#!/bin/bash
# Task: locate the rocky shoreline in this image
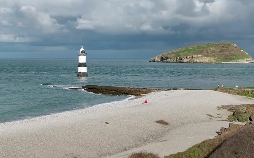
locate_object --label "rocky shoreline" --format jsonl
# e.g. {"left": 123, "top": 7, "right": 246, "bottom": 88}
{"left": 68, "top": 85, "right": 202, "bottom": 96}
{"left": 81, "top": 85, "right": 160, "bottom": 96}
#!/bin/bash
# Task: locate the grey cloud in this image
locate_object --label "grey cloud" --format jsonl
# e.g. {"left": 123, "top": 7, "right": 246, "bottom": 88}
{"left": 237, "top": 0, "right": 253, "bottom": 5}
{"left": 175, "top": 0, "right": 196, "bottom": 16}
{"left": 198, "top": 0, "right": 215, "bottom": 3}
{"left": 18, "top": 5, "right": 65, "bottom": 33}
{"left": 0, "top": 0, "right": 254, "bottom": 58}
{"left": 0, "top": 3, "right": 66, "bottom": 44}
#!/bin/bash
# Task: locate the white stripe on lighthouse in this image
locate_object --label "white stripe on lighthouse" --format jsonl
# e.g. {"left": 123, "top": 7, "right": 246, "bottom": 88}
{"left": 78, "top": 67, "right": 87, "bottom": 72}
{"left": 78, "top": 56, "right": 86, "bottom": 63}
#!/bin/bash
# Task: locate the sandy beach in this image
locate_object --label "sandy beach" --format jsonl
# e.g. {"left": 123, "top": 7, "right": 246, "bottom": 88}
{"left": 1, "top": 90, "right": 254, "bottom": 158}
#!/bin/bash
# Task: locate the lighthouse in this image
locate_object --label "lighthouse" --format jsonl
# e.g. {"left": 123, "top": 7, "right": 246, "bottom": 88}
{"left": 77, "top": 46, "right": 88, "bottom": 77}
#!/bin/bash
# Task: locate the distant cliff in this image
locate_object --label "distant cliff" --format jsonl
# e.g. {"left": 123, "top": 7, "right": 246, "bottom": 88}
{"left": 149, "top": 42, "right": 253, "bottom": 63}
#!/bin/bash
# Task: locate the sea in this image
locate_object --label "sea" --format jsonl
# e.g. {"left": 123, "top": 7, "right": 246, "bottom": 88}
{"left": 0, "top": 58, "right": 254, "bottom": 123}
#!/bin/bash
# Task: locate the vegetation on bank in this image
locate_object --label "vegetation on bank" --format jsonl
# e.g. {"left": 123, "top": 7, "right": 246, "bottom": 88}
{"left": 129, "top": 151, "right": 160, "bottom": 158}
{"left": 172, "top": 45, "right": 211, "bottom": 55}
{"left": 149, "top": 42, "right": 253, "bottom": 63}
{"left": 216, "top": 87, "right": 254, "bottom": 98}
{"left": 164, "top": 123, "right": 254, "bottom": 158}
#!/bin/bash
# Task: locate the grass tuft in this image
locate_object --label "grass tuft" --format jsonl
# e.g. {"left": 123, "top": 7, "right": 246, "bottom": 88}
{"left": 207, "top": 114, "right": 214, "bottom": 118}
{"left": 129, "top": 151, "right": 160, "bottom": 158}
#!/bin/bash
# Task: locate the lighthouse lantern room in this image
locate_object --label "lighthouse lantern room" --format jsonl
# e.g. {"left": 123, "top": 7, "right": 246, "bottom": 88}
{"left": 77, "top": 46, "right": 88, "bottom": 77}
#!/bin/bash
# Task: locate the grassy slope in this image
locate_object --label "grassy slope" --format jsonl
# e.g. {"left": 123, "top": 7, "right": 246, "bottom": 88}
{"left": 153, "top": 42, "right": 252, "bottom": 63}
{"left": 165, "top": 123, "right": 253, "bottom": 158}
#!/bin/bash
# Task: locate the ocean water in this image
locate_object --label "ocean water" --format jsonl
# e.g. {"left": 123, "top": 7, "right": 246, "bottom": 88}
{"left": 0, "top": 58, "right": 254, "bottom": 123}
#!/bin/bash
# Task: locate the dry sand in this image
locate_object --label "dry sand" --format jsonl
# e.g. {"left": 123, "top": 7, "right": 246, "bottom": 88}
{"left": 0, "top": 90, "right": 254, "bottom": 158}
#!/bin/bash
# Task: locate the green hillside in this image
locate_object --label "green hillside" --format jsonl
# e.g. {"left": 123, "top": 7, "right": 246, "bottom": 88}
{"left": 149, "top": 42, "right": 253, "bottom": 63}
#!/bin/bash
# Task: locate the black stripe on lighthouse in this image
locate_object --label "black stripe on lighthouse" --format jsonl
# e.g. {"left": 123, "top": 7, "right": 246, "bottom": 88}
{"left": 78, "top": 63, "right": 87, "bottom": 67}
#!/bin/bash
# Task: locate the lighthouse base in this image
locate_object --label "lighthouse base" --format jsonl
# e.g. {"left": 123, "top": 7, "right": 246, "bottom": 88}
{"left": 77, "top": 72, "right": 88, "bottom": 77}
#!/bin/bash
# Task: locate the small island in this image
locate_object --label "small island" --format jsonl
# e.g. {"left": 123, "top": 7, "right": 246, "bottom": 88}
{"left": 149, "top": 42, "right": 253, "bottom": 63}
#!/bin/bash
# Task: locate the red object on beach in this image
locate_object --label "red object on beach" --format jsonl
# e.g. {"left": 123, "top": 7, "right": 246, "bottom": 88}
{"left": 144, "top": 100, "right": 148, "bottom": 104}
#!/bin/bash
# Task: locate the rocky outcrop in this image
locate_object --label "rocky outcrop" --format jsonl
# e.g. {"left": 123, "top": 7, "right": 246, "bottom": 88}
{"left": 150, "top": 42, "right": 253, "bottom": 63}
{"left": 217, "top": 88, "right": 254, "bottom": 122}
{"left": 150, "top": 55, "right": 215, "bottom": 63}
{"left": 82, "top": 85, "right": 159, "bottom": 96}
{"left": 218, "top": 104, "right": 254, "bottom": 123}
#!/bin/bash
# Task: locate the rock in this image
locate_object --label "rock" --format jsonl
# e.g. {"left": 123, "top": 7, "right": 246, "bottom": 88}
{"left": 219, "top": 127, "right": 227, "bottom": 135}
{"left": 82, "top": 85, "right": 159, "bottom": 96}
{"left": 232, "top": 110, "right": 251, "bottom": 122}
{"left": 250, "top": 115, "right": 254, "bottom": 122}
{"left": 233, "top": 110, "right": 243, "bottom": 122}
{"left": 219, "top": 104, "right": 254, "bottom": 123}
{"left": 217, "top": 123, "right": 243, "bottom": 135}
{"left": 68, "top": 87, "right": 82, "bottom": 90}
{"left": 228, "top": 105, "right": 246, "bottom": 112}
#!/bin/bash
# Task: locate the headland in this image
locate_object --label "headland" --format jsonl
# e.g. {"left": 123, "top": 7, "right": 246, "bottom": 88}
{"left": 149, "top": 42, "right": 253, "bottom": 63}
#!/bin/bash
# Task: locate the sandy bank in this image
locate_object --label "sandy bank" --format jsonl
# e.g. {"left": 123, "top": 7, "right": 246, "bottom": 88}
{"left": 0, "top": 90, "right": 254, "bottom": 158}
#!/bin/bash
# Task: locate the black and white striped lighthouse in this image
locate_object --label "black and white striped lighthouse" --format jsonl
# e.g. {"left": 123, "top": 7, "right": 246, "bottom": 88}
{"left": 77, "top": 46, "right": 88, "bottom": 77}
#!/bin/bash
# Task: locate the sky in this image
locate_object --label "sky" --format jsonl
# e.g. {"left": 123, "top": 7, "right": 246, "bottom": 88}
{"left": 0, "top": 0, "right": 254, "bottom": 59}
